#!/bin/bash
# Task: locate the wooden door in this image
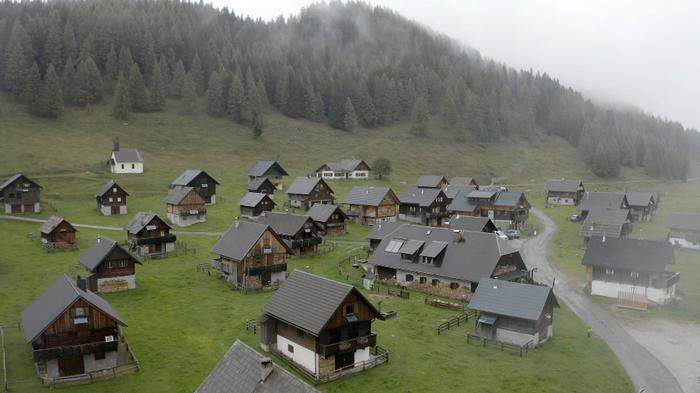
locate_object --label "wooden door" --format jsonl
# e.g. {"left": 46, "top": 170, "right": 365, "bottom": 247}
{"left": 24, "top": 204, "right": 34, "bottom": 212}
{"left": 111, "top": 205, "right": 120, "bottom": 215}
{"left": 58, "top": 355, "right": 85, "bottom": 376}
{"left": 261, "top": 271, "right": 271, "bottom": 286}
{"left": 11, "top": 204, "right": 20, "bottom": 213}
{"left": 335, "top": 350, "right": 354, "bottom": 370}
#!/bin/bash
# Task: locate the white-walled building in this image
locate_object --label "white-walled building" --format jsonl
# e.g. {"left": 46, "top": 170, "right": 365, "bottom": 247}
{"left": 667, "top": 212, "right": 700, "bottom": 250}
{"left": 108, "top": 138, "right": 143, "bottom": 174}
{"left": 312, "top": 159, "right": 371, "bottom": 180}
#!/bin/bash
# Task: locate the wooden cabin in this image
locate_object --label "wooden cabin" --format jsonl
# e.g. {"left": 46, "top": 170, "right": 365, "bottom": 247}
{"left": 398, "top": 186, "right": 449, "bottom": 226}
{"left": 446, "top": 216, "right": 498, "bottom": 233}
{"left": 416, "top": 175, "right": 449, "bottom": 189}
{"left": 260, "top": 270, "right": 386, "bottom": 381}
{"left": 40, "top": 216, "right": 77, "bottom": 250}
{"left": 212, "top": 221, "right": 292, "bottom": 290}
{"left": 449, "top": 177, "right": 478, "bottom": 188}
{"left": 255, "top": 212, "right": 322, "bottom": 256}
{"left": 125, "top": 212, "right": 176, "bottom": 257}
{"left": 470, "top": 278, "right": 558, "bottom": 347}
{"left": 195, "top": 340, "right": 319, "bottom": 393}
{"left": 368, "top": 225, "right": 531, "bottom": 299}
{"left": 80, "top": 237, "right": 141, "bottom": 293}
{"left": 667, "top": 212, "right": 700, "bottom": 250}
{"left": 624, "top": 190, "right": 656, "bottom": 221}
{"left": 0, "top": 173, "right": 41, "bottom": 213}
{"left": 21, "top": 275, "right": 135, "bottom": 381}
{"left": 247, "top": 160, "right": 289, "bottom": 190}
{"left": 95, "top": 180, "right": 128, "bottom": 216}
{"left": 546, "top": 179, "right": 585, "bottom": 206}
{"left": 582, "top": 237, "right": 679, "bottom": 306}
{"left": 578, "top": 192, "right": 629, "bottom": 220}
{"left": 248, "top": 177, "right": 277, "bottom": 195}
{"left": 108, "top": 137, "right": 143, "bottom": 174}
{"left": 287, "top": 177, "right": 334, "bottom": 211}
{"left": 312, "top": 159, "right": 371, "bottom": 180}
{"left": 580, "top": 208, "right": 633, "bottom": 245}
{"left": 343, "top": 186, "right": 399, "bottom": 226}
{"left": 448, "top": 189, "right": 531, "bottom": 229}
{"left": 307, "top": 204, "right": 348, "bottom": 236}
{"left": 164, "top": 186, "right": 206, "bottom": 227}
{"left": 171, "top": 169, "right": 219, "bottom": 205}
{"left": 239, "top": 192, "right": 276, "bottom": 218}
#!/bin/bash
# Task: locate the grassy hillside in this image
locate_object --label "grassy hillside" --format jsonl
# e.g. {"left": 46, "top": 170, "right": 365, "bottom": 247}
{"left": 0, "top": 98, "right": 637, "bottom": 392}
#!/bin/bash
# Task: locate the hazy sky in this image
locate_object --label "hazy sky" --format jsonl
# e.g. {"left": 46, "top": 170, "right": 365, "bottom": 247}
{"left": 213, "top": 0, "right": 700, "bottom": 130}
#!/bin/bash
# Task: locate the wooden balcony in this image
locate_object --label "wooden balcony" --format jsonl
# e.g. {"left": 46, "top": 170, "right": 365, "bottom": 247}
{"left": 652, "top": 271, "right": 681, "bottom": 289}
{"left": 246, "top": 263, "right": 287, "bottom": 275}
{"left": 318, "top": 333, "right": 377, "bottom": 357}
{"left": 289, "top": 236, "right": 322, "bottom": 249}
{"left": 133, "top": 234, "right": 177, "bottom": 245}
{"left": 33, "top": 340, "right": 118, "bottom": 362}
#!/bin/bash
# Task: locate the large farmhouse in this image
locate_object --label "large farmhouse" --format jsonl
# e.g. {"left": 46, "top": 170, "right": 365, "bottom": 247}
{"left": 667, "top": 212, "right": 700, "bottom": 250}
{"left": 255, "top": 212, "right": 323, "bottom": 256}
{"left": 582, "top": 237, "right": 679, "bottom": 306}
{"left": 80, "top": 237, "right": 141, "bottom": 293}
{"left": 343, "top": 186, "right": 399, "bottom": 225}
{"left": 287, "top": 177, "right": 334, "bottom": 210}
{"left": 368, "top": 224, "right": 530, "bottom": 298}
{"left": 95, "top": 180, "right": 128, "bottom": 216}
{"left": 313, "top": 159, "right": 371, "bottom": 180}
{"left": 470, "top": 279, "right": 558, "bottom": 347}
{"left": 21, "top": 275, "right": 136, "bottom": 382}
{"left": 248, "top": 160, "right": 289, "bottom": 190}
{"left": 260, "top": 270, "right": 386, "bottom": 382}
{"left": 212, "top": 221, "right": 292, "bottom": 290}
{"left": 448, "top": 189, "right": 531, "bottom": 228}
{"left": 108, "top": 138, "right": 143, "bottom": 174}
{"left": 0, "top": 173, "right": 41, "bottom": 213}
{"left": 171, "top": 169, "right": 219, "bottom": 204}
{"left": 398, "top": 186, "right": 449, "bottom": 226}
{"left": 164, "top": 186, "right": 207, "bottom": 227}
{"left": 125, "top": 212, "right": 176, "bottom": 257}
{"left": 546, "top": 179, "right": 585, "bottom": 206}
{"left": 367, "top": 221, "right": 404, "bottom": 251}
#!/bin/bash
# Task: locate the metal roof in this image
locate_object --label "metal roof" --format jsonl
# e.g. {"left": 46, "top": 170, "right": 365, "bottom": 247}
{"left": 369, "top": 225, "right": 523, "bottom": 283}
{"left": 582, "top": 237, "right": 674, "bottom": 273}
{"left": 469, "top": 278, "right": 558, "bottom": 321}
{"left": 287, "top": 177, "right": 332, "bottom": 196}
{"left": 468, "top": 190, "right": 497, "bottom": 199}
{"left": 450, "top": 177, "right": 477, "bottom": 187}
{"left": 21, "top": 274, "right": 127, "bottom": 342}
{"left": 171, "top": 169, "right": 219, "bottom": 187}
{"left": 0, "top": 173, "right": 41, "bottom": 192}
{"left": 247, "top": 160, "right": 288, "bottom": 177}
{"left": 580, "top": 208, "right": 631, "bottom": 238}
{"left": 239, "top": 192, "right": 274, "bottom": 208}
{"left": 307, "top": 204, "right": 346, "bottom": 223}
{"left": 546, "top": 179, "right": 583, "bottom": 193}
{"left": 40, "top": 216, "right": 75, "bottom": 235}
{"left": 343, "top": 186, "right": 396, "bottom": 207}
{"left": 316, "top": 159, "right": 369, "bottom": 173}
{"left": 667, "top": 212, "right": 700, "bottom": 232}
{"left": 624, "top": 190, "right": 655, "bottom": 208}
{"left": 212, "top": 221, "right": 288, "bottom": 261}
{"left": 367, "top": 221, "right": 405, "bottom": 241}
{"left": 164, "top": 186, "right": 199, "bottom": 205}
{"left": 579, "top": 192, "right": 628, "bottom": 212}
{"left": 448, "top": 216, "right": 496, "bottom": 232}
{"left": 416, "top": 175, "right": 447, "bottom": 188}
{"left": 254, "top": 212, "right": 314, "bottom": 237}
{"left": 79, "top": 237, "right": 140, "bottom": 272}
{"left": 125, "top": 212, "right": 171, "bottom": 234}
{"left": 398, "top": 186, "right": 444, "bottom": 207}
{"left": 112, "top": 148, "right": 143, "bottom": 163}
{"left": 263, "top": 270, "right": 381, "bottom": 335}
{"left": 195, "top": 339, "right": 319, "bottom": 393}
{"left": 420, "top": 241, "right": 448, "bottom": 258}
{"left": 398, "top": 239, "right": 424, "bottom": 255}
{"left": 443, "top": 185, "right": 476, "bottom": 200}
{"left": 247, "top": 177, "right": 274, "bottom": 192}
{"left": 95, "top": 179, "right": 128, "bottom": 197}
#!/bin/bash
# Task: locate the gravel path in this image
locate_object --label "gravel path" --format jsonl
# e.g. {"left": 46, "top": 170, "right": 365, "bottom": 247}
{"left": 522, "top": 208, "right": 684, "bottom": 393}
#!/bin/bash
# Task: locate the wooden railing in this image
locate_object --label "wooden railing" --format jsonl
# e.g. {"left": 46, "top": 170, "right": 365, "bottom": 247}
{"left": 425, "top": 297, "right": 466, "bottom": 312}
{"left": 318, "top": 333, "right": 377, "bottom": 357}
{"left": 436, "top": 311, "right": 475, "bottom": 335}
{"left": 466, "top": 333, "right": 533, "bottom": 357}
{"left": 33, "top": 340, "right": 118, "bottom": 362}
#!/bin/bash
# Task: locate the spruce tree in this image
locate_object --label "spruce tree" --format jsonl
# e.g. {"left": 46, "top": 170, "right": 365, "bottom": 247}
{"left": 181, "top": 73, "right": 197, "bottom": 114}
{"left": 62, "top": 22, "right": 77, "bottom": 62}
{"left": 342, "top": 98, "right": 358, "bottom": 131}
{"left": 227, "top": 70, "right": 244, "bottom": 122}
{"left": 104, "top": 45, "right": 119, "bottom": 88}
{"left": 149, "top": 60, "right": 166, "bottom": 111}
{"left": 117, "top": 47, "right": 134, "bottom": 76}
{"left": 205, "top": 70, "right": 225, "bottom": 117}
{"left": 23, "top": 62, "right": 41, "bottom": 114}
{"left": 74, "top": 56, "right": 103, "bottom": 106}
{"left": 170, "top": 60, "right": 186, "bottom": 98}
{"left": 190, "top": 53, "right": 204, "bottom": 95}
{"left": 410, "top": 95, "right": 429, "bottom": 137}
{"left": 3, "top": 23, "right": 29, "bottom": 97}
{"left": 112, "top": 72, "right": 131, "bottom": 120}
{"left": 40, "top": 64, "right": 63, "bottom": 117}
{"left": 127, "top": 62, "right": 148, "bottom": 112}
{"left": 45, "top": 22, "right": 64, "bottom": 72}
{"left": 61, "top": 57, "right": 77, "bottom": 105}
{"left": 252, "top": 109, "right": 264, "bottom": 138}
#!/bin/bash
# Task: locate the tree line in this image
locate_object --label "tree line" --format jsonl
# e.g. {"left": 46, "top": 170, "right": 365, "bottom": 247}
{"left": 0, "top": 0, "right": 697, "bottom": 179}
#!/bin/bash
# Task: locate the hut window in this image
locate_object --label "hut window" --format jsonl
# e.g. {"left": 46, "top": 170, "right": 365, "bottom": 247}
{"left": 109, "top": 198, "right": 113, "bottom": 202}
{"left": 94, "top": 352, "right": 106, "bottom": 360}
{"left": 405, "top": 274, "right": 414, "bottom": 282}
{"left": 117, "top": 197, "right": 122, "bottom": 202}
{"left": 75, "top": 307, "right": 87, "bottom": 317}
{"left": 121, "top": 164, "right": 125, "bottom": 169}
{"left": 450, "top": 282, "right": 460, "bottom": 290}
{"left": 131, "top": 164, "right": 135, "bottom": 169}
{"left": 113, "top": 188, "right": 117, "bottom": 193}
{"left": 605, "top": 268, "right": 615, "bottom": 275}
{"left": 431, "top": 279, "right": 440, "bottom": 286}
{"left": 345, "top": 304, "right": 354, "bottom": 314}
{"left": 419, "top": 277, "right": 427, "bottom": 284}
{"left": 630, "top": 271, "right": 639, "bottom": 278}
{"left": 287, "top": 344, "right": 294, "bottom": 353}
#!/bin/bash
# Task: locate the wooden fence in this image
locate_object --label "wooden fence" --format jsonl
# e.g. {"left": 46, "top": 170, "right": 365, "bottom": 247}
{"left": 616, "top": 290, "right": 648, "bottom": 311}
{"left": 1, "top": 326, "right": 7, "bottom": 393}
{"left": 436, "top": 311, "right": 476, "bottom": 335}
{"left": 245, "top": 319, "right": 258, "bottom": 335}
{"left": 466, "top": 333, "right": 533, "bottom": 357}
{"left": 424, "top": 297, "right": 466, "bottom": 311}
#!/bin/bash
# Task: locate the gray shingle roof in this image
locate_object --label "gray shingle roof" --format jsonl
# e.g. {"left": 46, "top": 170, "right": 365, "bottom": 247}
{"left": 317, "top": 159, "right": 369, "bottom": 173}
{"left": 580, "top": 208, "right": 632, "bottom": 238}
{"left": 416, "top": 175, "right": 447, "bottom": 188}
{"left": 195, "top": 339, "right": 319, "bottom": 393}
{"left": 212, "top": 221, "right": 287, "bottom": 261}
{"left": 448, "top": 216, "right": 496, "bottom": 232}
{"left": 40, "top": 216, "right": 74, "bottom": 235}
{"left": 494, "top": 192, "right": 526, "bottom": 208}
{"left": 125, "top": 212, "right": 170, "bottom": 234}
{"left": 469, "top": 278, "right": 558, "bottom": 321}
{"left": 579, "top": 192, "right": 628, "bottom": 212}
{"left": 447, "top": 188, "right": 478, "bottom": 212}
{"left": 369, "top": 225, "right": 523, "bottom": 283}
{"left": 367, "top": 221, "right": 405, "bottom": 241}
{"left": 420, "top": 240, "right": 448, "bottom": 258}
{"left": 79, "top": 237, "right": 140, "bottom": 272}
{"left": 164, "top": 186, "right": 196, "bottom": 204}
{"left": 443, "top": 185, "right": 476, "bottom": 200}
{"left": 668, "top": 212, "right": 700, "bottom": 232}
{"left": 398, "top": 186, "right": 444, "bottom": 207}
{"left": 624, "top": 190, "right": 655, "bottom": 208}
{"left": 287, "top": 177, "right": 330, "bottom": 196}
{"left": 0, "top": 173, "right": 41, "bottom": 192}
{"left": 343, "top": 186, "right": 396, "bottom": 207}
{"left": 254, "top": 212, "right": 314, "bottom": 237}
{"left": 248, "top": 177, "right": 274, "bottom": 192}
{"left": 21, "top": 274, "right": 126, "bottom": 342}
{"left": 468, "top": 190, "right": 497, "bottom": 199}
{"left": 263, "top": 270, "right": 380, "bottom": 335}
{"left": 582, "top": 237, "right": 674, "bottom": 273}
{"left": 546, "top": 179, "right": 583, "bottom": 193}
{"left": 247, "top": 160, "right": 288, "bottom": 177}
{"left": 450, "top": 177, "right": 477, "bottom": 187}
{"left": 95, "top": 179, "right": 128, "bottom": 198}
{"left": 112, "top": 148, "right": 143, "bottom": 163}
{"left": 307, "top": 204, "right": 345, "bottom": 223}
{"left": 171, "top": 169, "right": 219, "bottom": 187}
{"left": 239, "top": 192, "right": 274, "bottom": 208}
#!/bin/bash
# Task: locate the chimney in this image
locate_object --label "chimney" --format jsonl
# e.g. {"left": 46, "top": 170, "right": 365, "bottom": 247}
{"left": 452, "top": 229, "right": 462, "bottom": 242}
{"left": 112, "top": 136, "right": 120, "bottom": 152}
{"left": 260, "top": 357, "right": 273, "bottom": 382}
{"left": 76, "top": 275, "right": 87, "bottom": 291}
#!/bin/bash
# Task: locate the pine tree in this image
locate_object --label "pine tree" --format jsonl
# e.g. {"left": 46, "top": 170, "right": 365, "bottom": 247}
{"left": 149, "top": 59, "right": 166, "bottom": 111}
{"left": 410, "top": 95, "right": 429, "bottom": 137}
{"left": 74, "top": 56, "right": 103, "bottom": 106}
{"left": 241, "top": 69, "right": 258, "bottom": 124}
{"left": 45, "top": 22, "right": 64, "bottom": 72}
{"left": 274, "top": 67, "right": 289, "bottom": 114}
{"left": 170, "top": 60, "right": 186, "bottom": 98}
{"left": 252, "top": 109, "right": 264, "bottom": 138}
{"left": 62, "top": 22, "right": 77, "bottom": 62}
{"left": 23, "top": 62, "right": 41, "bottom": 114}
{"left": 112, "top": 72, "right": 131, "bottom": 120}
{"left": 181, "top": 72, "right": 198, "bottom": 114}
{"left": 117, "top": 47, "right": 134, "bottom": 77}
{"left": 104, "top": 45, "right": 119, "bottom": 90}
{"left": 3, "top": 22, "right": 29, "bottom": 97}
{"left": 127, "top": 62, "right": 148, "bottom": 112}
{"left": 205, "top": 70, "right": 225, "bottom": 117}
{"left": 227, "top": 70, "right": 244, "bottom": 122}
{"left": 61, "top": 57, "right": 77, "bottom": 105}
{"left": 190, "top": 53, "right": 204, "bottom": 95}
{"left": 40, "top": 64, "right": 63, "bottom": 117}
{"left": 342, "top": 97, "right": 358, "bottom": 131}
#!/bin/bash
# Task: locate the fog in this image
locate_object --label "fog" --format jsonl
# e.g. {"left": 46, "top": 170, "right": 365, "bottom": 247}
{"left": 213, "top": 0, "right": 700, "bottom": 131}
